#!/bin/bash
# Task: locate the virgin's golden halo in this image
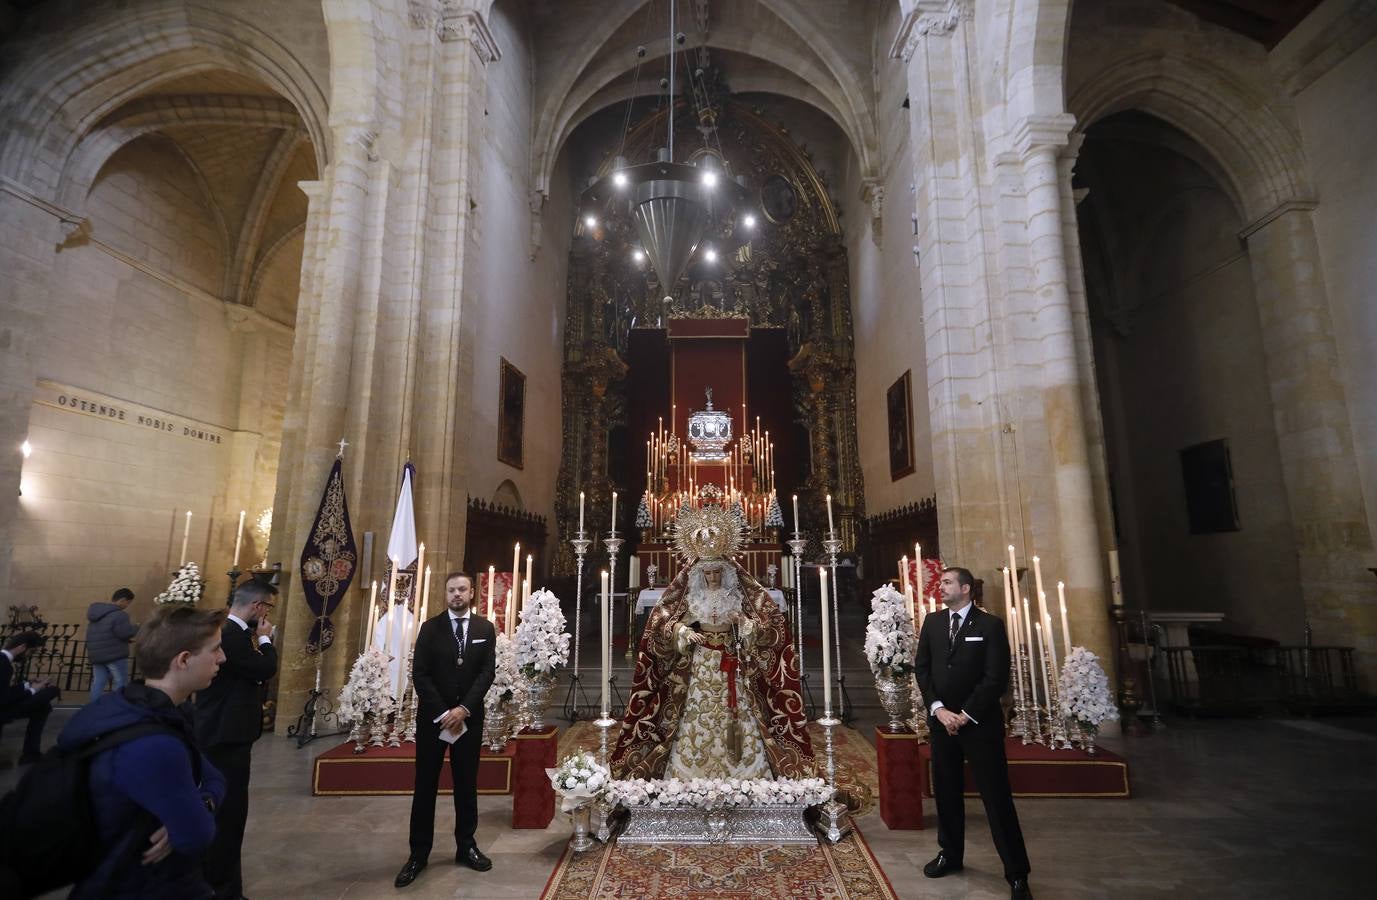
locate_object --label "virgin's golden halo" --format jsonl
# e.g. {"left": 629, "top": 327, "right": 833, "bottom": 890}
{"left": 672, "top": 504, "right": 743, "bottom": 562}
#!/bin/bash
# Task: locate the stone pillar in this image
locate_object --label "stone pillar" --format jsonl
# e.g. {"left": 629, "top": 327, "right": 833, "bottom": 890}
{"left": 1242, "top": 204, "right": 1376, "bottom": 684}
{"left": 1016, "top": 126, "right": 1114, "bottom": 664}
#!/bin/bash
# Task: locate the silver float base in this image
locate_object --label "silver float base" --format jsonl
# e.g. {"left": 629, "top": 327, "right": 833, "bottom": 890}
{"left": 617, "top": 802, "right": 818, "bottom": 845}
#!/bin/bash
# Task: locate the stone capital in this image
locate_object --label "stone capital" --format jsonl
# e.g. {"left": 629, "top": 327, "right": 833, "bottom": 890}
{"left": 439, "top": 7, "right": 502, "bottom": 63}
{"left": 1010, "top": 114, "right": 1078, "bottom": 161}
{"left": 890, "top": 0, "right": 971, "bottom": 61}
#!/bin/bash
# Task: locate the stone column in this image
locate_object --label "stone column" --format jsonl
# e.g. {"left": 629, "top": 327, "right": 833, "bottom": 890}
{"left": 1016, "top": 125, "right": 1114, "bottom": 663}
{"left": 1242, "top": 204, "right": 1376, "bottom": 683}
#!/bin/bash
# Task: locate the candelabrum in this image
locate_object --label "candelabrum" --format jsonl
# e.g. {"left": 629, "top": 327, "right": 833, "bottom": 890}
{"left": 227, "top": 565, "right": 242, "bottom": 603}
{"left": 1043, "top": 653, "right": 1072, "bottom": 750}
{"left": 563, "top": 532, "right": 595, "bottom": 722}
{"left": 1112, "top": 605, "right": 1142, "bottom": 735}
{"left": 814, "top": 713, "right": 853, "bottom": 844}
{"left": 1007, "top": 654, "right": 1032, "bottom": 743}
{"left": 604, "top": 532, "right": 627, "bottom": 713}
{"left": 822, "top": 535, "right": 852, "bottom": 725}
{"left": 592, "top": 713, "right": 618, "bottom": 843}
{"left": 787, "top": 535, "right": 816, "bottom": 720}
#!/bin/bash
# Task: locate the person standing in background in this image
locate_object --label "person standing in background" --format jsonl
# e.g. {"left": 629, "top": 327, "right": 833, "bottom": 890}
{"left": 87, "top": 588, "right": 139, "bottom": 702}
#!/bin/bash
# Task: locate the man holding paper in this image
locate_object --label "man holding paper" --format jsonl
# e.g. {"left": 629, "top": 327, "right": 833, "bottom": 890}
{"left": 395, "top": 572, "right": 496, "bottom": 888}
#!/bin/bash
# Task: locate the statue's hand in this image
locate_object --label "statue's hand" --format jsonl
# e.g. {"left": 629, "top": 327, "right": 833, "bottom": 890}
{"left": 688, "top": 630, "right": 707, "bottom": 646}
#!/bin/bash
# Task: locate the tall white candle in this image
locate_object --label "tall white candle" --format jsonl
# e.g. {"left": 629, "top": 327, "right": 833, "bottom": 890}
{"left": 630, "top": 555, "right": 640, "bottom": 589}
{"left": 418, "top": 565, "right": 432, "bottom": 632}
{"left": 1032, "top": 556, "right": 1048, "bottom": 627}
{"left": 600, "top": 570, "right": 610, "bottom": 717}
{"left": 900, "top": 555, "right": 910, "bottom": 594}
{"left": 913, "top": 543, "right": 922, "bottom": 594}
{"left": 1007, "top": 544, "right": 1019, "bottom": 592}
{"left": 579, "top": 491, "right": 586, "bottom": 533}
{"left": 1043, "top": 610, "right": 1060, "bottom": 687}
{"left": 610, "top": 491, "right": 618, "bottom": 533}
{"left": 904, "top": 584, "right": 916, "bottom": 630}
{"left": 525, "top": 553, "right": 533, "bottom": 597}
{"left": 510, "top": 542, "right": 521, "bottom": 630}
{"left": 819, "top": 567, "right": 833, "bottom": 715}
{"left": 825, "top": 494, "right": 835, "bottom": 535}
{"left": 233, "top": 510, "right": 245, "bottom": 567}
{"left": 365, "top": 580, "right": 378, "bottom": 650}
{"left": 1058, "top": 581, "right": 1072, "bottom": 657}
{"left": 1009, "top": 601, "right": 1025, "bottom": 710}
{"left": 505, "top": 589, "right": 514, "bottom": 639}
{"left": 486, "top": 565, "right": 495, "bottom": 618}
{"left": 1035, "top": 622, "right": 1052, "bottom": 712}
{"left": 383, "top": 561, "right": 397, "bottom": 662}
{"left": 180, "top": 510, "right": 192, "bottom": 566}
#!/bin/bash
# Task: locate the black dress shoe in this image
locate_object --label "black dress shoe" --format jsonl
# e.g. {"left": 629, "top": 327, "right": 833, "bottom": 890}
{"left": 1010, "top": 876, "right": 1034, "bottom": 899}
{"left": 457, "top": 845, "right": 492, "bottom": 872}
{"left": 394, "top": 857, "right": 426, "bottom": 888}
{"left": 923, "top": 851, "right": 963, "bottom": 878}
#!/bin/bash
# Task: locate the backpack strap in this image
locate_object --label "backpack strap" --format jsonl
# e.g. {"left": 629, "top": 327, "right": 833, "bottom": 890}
{"left": 76, "top": 721, "right": 204, "bottom": 784}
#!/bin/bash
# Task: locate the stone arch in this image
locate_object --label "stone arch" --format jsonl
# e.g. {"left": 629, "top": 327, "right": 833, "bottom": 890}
{"left": 493, "top": 479, "right": 523, "bottom": 510}
{"left": 1068, "top": 52, "right": 1310, "bottom": 222}
{"left": 0, "top": 3, "right": 328, "bottom": 204}
{"left": 1003, "top": 0, "right": 1074, "bottom": 122}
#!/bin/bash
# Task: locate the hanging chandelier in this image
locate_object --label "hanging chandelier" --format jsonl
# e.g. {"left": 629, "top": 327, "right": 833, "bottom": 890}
{"left": 579, "top": 0, "right": 758, "bottom": 298}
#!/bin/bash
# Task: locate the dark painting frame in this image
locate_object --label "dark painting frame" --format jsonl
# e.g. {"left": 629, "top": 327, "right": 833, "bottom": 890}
{"left": 498, "top": 358, "right": 525, "bottom": 470}
{"left": 887, "top": 369, "right": 915, "bottom": 481}
{"left": 1180, "top": 438, "right": 1239, "bottom": 533}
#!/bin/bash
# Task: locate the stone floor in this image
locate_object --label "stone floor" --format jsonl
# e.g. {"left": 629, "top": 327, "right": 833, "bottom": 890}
{"left": 5, "top": 706, "right": 1373, "bottom": 899}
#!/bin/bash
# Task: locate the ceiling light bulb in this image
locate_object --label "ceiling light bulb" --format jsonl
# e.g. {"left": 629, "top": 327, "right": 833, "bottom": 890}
{"left": 21, "top": 440, "right": 32, "bottom": 459}
{"left": 743, "top": 214, "right": 756, "bottom": 229}
{"left": 633, "top": 250, "right": 645, "bottom": 262}
{"left": 704, "top": 248, "right": 718, "bottom": 263}
{"left": 702, "top": 171, "right": 718, "bottom": 187}
{"left": 613, "top": 171, "right": 628, "bottom": 187}
{"left": 584, "top": 215, "right": 597, "bottom": 229}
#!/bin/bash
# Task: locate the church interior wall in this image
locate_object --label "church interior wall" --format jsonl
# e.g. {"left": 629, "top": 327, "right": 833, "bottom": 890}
{"left": 847, "top": 0, "right": 935, "bottom": 523}
{"left": 1284, "top": 25, "right": 1377, "bottom": 557}
{"left": 466, "top": 0, "right": 570, "bottom": 560}
{"left": 1081, "top": 127, "right": 1303, "bottom": 643}
{"left": 12, "top": 128, "right": 301, "bottom": 625}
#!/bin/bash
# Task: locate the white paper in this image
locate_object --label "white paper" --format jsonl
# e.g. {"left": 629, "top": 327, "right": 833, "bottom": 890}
{"left": 434, "top": 714, "right": 467, "bottom": 744}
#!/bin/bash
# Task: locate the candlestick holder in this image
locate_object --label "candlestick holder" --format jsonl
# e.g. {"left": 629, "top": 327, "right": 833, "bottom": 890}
{"left": 563, "top": 533, "right": 595, "bottom": 722}
{"left": 227, "top": 565, "right": 242, "bottom": 603}
{"left": 1044, "top": 655, "right": 1072, "bottom": 750}
{"left": 593, "top": 715, "right": 618, "bottom": 842}
{"left": 1111, "top": 605, "right": 1142, "bottom": 735}
{"left": 822, "top": 535, "right": 852, "bottom": 724}
{"left": 787, "top": 535, "right": 807, "bottom": 676}
{"left": 906, "top": 675, "right": 930, "bottom": 741}
{"left": 1007, "top": 657, "right": 1030, "bottom": 743}
{"left": 1019, "top": 645, "right": 1044, "bottom": 744}
{"left": 814, "top": 715, "right": 853, "bottom": 844}
{"left": 388, "top": 655, "right": 418, "bottom": 747}
{"left": 604, "top": 532, "right": 631, "bottom": 664}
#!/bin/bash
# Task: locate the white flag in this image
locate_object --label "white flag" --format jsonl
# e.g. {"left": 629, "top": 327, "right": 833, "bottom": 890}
{"left": 385, "top": 463, "right": 418, "bottom": 569}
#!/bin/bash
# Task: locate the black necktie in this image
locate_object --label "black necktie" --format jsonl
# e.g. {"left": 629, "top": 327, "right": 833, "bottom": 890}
{"left": 454, "top": 617, "right": 467, "bottom": 663}
{"left": 949, "top": 610, "right": 961, "bottom": 644}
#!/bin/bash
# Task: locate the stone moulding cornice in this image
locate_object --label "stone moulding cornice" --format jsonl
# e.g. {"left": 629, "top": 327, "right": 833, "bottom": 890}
{"left": 0, "top": 174, "right": 81, "bottom": 223}
{"left": 1237, "top": 199, "right": 1319, "bottom": 241}
{"left": 439, "top": 8, "right": 502, "bottom": 63}
{"left": 1010, "top": 113, "right": 1078, "bottom": 160}
{"left": 890, "top": 0, "right": 971, "bottom": 61}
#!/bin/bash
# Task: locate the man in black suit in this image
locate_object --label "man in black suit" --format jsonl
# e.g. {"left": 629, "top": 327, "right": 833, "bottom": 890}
{"left": 195, "top": 579, "right": 278, "bottom": 900}
{"left": 1, "top": 630, "right": 59, "bottom": 763}
{"left": 395, "top": 571, "right": 496, "bottom": 888}
{"left": 915, "top": 567, "right": 1033, "bottom": 900}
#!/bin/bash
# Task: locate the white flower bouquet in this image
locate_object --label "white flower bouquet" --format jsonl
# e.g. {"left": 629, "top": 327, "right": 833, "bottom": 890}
{"left": 1058, "top": 646, "right": 1120, "bottom": 733}
{"left": 488, "top": 632, "right": 522, "bottom": 703}
{"left": 514, "top": 589, "right": 571, "bottom": 677}
{"left": 545, "top": 750, "right": 610, "bottom": 811}
{"left": 863, "top": 585, "right": 917, "bottom": 677}
{"left": 604, "top": 776, "right": 832, "bottom": 810}
{"left": 337, "top": 648, "right": 398, "bottom": 724}
{"left": 155, "top": 563, "right": 204, "bottom": 605}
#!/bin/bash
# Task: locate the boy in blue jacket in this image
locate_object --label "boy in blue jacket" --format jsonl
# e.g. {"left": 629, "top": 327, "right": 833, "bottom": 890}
{"left": 58, "top": 605, "right": 228, "bottom": 899}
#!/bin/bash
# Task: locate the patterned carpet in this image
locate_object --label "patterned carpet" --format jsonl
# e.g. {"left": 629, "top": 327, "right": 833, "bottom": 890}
{"left": 539, "top": 826, "right": 898, "bottom": 900}
{"left": 557, "top": 720, "right": 878, "bottom": 816}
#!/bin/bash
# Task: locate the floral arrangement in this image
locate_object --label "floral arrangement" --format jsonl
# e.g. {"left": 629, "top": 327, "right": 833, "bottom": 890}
{"left": 514, "top": 588, "right": 571, "bottom": 677}
{"left": 764, "top": 494, "right": 784, "bottom": 528}
{"left": 1058, "top": 646, "right": 1119, "bottom": 732}
{"left": 155, "top": 563, "right": 204, "bottom": 605}
{"left": 863, "top": 585, "right": 917, "bottom": 677}
{"left": 488, "top": 632, "right": 522, "bottom": 703}
{"left": 337, "top": 648, "right": 398, "bottom": 724}
{"left": 546, "top": 751, "right": 610, "bottom": 811}
{"left": 635, "top": 495, "right": 653, "bottom": 529}
{"left": 605, "top": 776, "right": 832, "bottom": 810}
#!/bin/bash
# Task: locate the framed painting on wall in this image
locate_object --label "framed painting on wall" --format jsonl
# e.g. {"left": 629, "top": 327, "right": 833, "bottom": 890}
{"left": 498, "top": 358, "right": 525, "bottom": 469}
{"left": 887, "top": 369, "right": 915, "bottom": 481}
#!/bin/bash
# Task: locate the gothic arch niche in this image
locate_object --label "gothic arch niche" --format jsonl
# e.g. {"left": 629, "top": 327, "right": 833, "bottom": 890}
{"left": 493, "top": 479, "right": 524, "bottom": 510}
{"left": 552, "top": 89, "right": 866, "bottom": 571}
{"left": 1075, "top": 110, "right": 1301, "bottom": 642}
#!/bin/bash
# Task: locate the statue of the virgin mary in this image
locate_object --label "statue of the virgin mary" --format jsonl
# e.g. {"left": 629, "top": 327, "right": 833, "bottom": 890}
{"left": 609, "top": 504, "right": 814, "bottom": 780}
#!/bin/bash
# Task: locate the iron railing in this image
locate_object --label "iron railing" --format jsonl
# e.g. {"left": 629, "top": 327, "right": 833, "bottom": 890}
{"left": 1160, "top": 645, "right": 1371, "bottom": 715}
{"left": 1, "top": 622, "right": 138, "bottom": 698}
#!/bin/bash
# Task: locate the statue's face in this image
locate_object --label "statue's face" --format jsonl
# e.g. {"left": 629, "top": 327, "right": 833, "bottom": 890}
{"left": 703, "top": 566, "right": 724, "bottom": 589}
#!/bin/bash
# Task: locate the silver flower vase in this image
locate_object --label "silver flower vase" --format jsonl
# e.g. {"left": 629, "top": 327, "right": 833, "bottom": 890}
{"left": 525, "top": 674, "right": 556, "bottom": 731}
{"left": 570, "top": 803, "right": 595, "bottom": 852}
{"left": 484, "top": 701, "right": 512, "bottom": 751}
{"left": 1079, "top": 721, "right": 1098, "bottom": 755}
{"left": 875, "top": 670, "right": 912, "bottom": 731}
